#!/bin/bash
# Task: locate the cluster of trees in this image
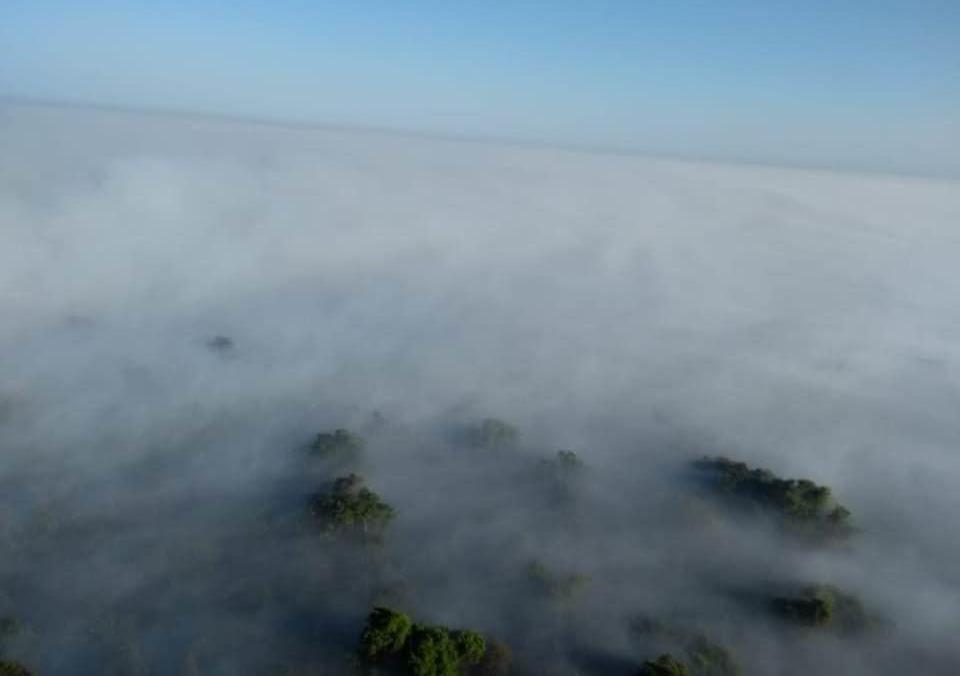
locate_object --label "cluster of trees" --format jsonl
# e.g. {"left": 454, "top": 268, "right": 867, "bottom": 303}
{"left": 359, "top": 607, "right": 508, "bottom": 676}
{"left": 639, "top": 654, "right": 689, "bottom": 675}
{"left": 539, "top": 449, "right": 584, "bottom": 480}
{"left": 526, "top": 560, "right": 590, "bottom": 601}
{"left": 631, "top": 617, "right": 741, "bottom": 676}
{"left": 693, "top": 457, "right": 852, "bottom": 537}
{"left": 205, "top": 334, "right": 234, "bottom": 353}
{"left": 771, "top": 585, "right": 871, "bottom": 634}
{"left": 537, "top": 449, "right": 586, "bottom": 507}
{"left": 0, "top": 618, "right": 32, "bottom": 676}
{"left": 297, "top": 423, "right": 874, "bottom": 674}
{"left": 309, "top": 473, "right": 394, "bottom": 538}
{"left": 0, "top": 662, "right": 33, "bottom": 676}
{"left": 309, "top": 428, "right": 365, "bottom": 465}
{"left": 465, "top": 419, "right": 518, "bottom": 450}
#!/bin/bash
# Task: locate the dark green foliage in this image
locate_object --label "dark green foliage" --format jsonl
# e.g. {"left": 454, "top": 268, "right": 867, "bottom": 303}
{"left": 469, "top": 639, "right": 512, "bottom": 676}
{"left": 0, "top": 662, "right": 33, "bottom": 676}
{"left": 771, "top": 590, "right": 832, "bottom": 627}
{"left": 407, "top": 625, "right": 461, "bottom": 676}
{"left": 639, "top": 654, "right": 689, "bottom": 676}
{"left": 310, "top": 474, "right": 394, "bottom": 536}
{"left": 631, "top": 618, "right": 741, "bottom": 676}
{"left": 358, "top": 607, "right": 488, "bottom": 676}
{"left": 0, "top": 620, "right": 29, "bottom": 676}
{"left": 693, "top": 456, "right": 852, "bottom": 537}
{"left": 685, "top": 635, "right": 741, "bottom": 676}
{"left": 771, "top": 585, "right": 871, "bottom": 634}
{"left": 466, "top": 419, "right": 518, "bottom": 450}
{"left": 527, "top": 560, "right": 590, "bottom": 601}
{"left": 360, "top": 607, "right": 413, "bottom": 659}
{"left": 309, "top": 428, "right": 364, "bottom": 463}
{"left": 452, "top": 630, "right": 485, "bottom": 666}
{"left": 827, "top": 505, "right": 852, "bottom": 525}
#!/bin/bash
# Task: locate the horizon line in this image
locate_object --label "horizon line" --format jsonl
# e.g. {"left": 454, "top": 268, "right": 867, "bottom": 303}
{"left": 2, "top": 93, "right": 956, "bottom": 182}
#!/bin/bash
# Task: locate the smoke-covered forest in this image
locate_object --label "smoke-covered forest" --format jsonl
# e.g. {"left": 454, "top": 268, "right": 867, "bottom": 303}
{"left": 1, "top": 103, "right": 960, "bottom": 675}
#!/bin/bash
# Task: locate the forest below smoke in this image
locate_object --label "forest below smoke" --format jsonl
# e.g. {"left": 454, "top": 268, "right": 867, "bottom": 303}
{"left": 1, "top": 103, "right": 960, "bottom": 675}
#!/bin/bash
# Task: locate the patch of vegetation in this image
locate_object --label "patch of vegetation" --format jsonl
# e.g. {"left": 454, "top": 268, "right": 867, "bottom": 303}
{"left": 465, "top": 419, "right": 518, "bottom": 450}
{"left": 309, "top": 428, "right": 364, "bottom": 464}
{"left": 527, "top": 560, "right": 590, "bottom": 601}
{"left": 0, "top": 618, "right": 20, "bottom": 641}
{"left": 309, "top": 474, "right": 394, "bottom": 537}
{"left": 406, "top": 625, "right": 462, "bottom": 676}
{"left": 536, "top": 450, "right": 586, "bottom": 507}
{"left": 631, "top": 618, "right": 741, "bottom": 676}
{"left": 540, "top": 450, "right": 584, "bottom": 477}
{"left": 359, "top": 607, "right": 487, "bottom": 676}
{"left": 693, "top": 456, "right": 852, "bottom": 538}
{"left": 771, "top": 585, "right": 872, "bottom": 634}
{"left": 639, "top": 654, "right": 689, "bottom": 676}
{"left": 361, "top": 607, "right": 413, "bottom": 660}
{"left": 206, "top": 335, "right": 234, "bottom": 353}
{"left": 685, "top": 635, "right": 740, "bottom": 676}
{"left": 0, "top": 661, "right": 34, "bottom": 676}
{"left": 0, "top": 619, "right": 31, "bottom": 676}
{"left": 469, "top": 639, "right": 512, "bottom": 676}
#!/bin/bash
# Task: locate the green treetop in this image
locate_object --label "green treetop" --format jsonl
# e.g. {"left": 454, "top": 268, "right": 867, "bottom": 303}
{"left": 310, "top": 474, "right": 394, "bottom": 536}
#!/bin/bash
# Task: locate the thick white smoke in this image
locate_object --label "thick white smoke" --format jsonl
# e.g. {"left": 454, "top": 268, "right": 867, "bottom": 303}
{"left": 1, "top": 102, "right": 959, "bottom": 674}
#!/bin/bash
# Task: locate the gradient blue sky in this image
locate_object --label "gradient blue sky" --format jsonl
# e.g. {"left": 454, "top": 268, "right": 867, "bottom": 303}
{"left": 2, "top": 1, "right": 959, "bottom": 175}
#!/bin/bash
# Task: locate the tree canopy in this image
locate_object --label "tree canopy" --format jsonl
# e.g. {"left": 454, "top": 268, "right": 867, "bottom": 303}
{"left": 693, "top": 456, "right": 852, "bottom": 537}
{"left": 358, "top": 607, "right": 488, "bottom": 676}
{"left": 0, "top": 617, "right": 30, "bottom": 676}
{"left": 540, "top": 449, "right": 584, "bottom": 479}
{"left": 469, "top": 639, "right": 512, "bottom": 676}
{"left": 639, "top": 654, "right": 690, "bottom": 676}
{"left": 360, "top": 607, "right": 413, "bottom": 660}
{"left": 631, "top": 618, "right": 741, "bottom": 676}
{"left": 309, "top": 428, "right": 364, "bottom": 464}
{"left": 527, "top": 560, "right": 590, "bottom": 601}
{"left": 465, "top": 419, "right": 518, "bottom": 450}
{"left": 771, "top": 585, "right": 871, "bottom": 634}
{"left": 310, "top": 473, "right": 394, "bottom": 536}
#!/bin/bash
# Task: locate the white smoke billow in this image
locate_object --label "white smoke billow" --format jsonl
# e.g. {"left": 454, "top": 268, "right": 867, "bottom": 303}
{"left": 1, "top": 102, "right": 959, "bottom": 674}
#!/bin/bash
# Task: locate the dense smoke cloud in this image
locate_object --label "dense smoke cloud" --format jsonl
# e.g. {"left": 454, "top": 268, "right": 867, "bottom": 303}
{"left": 1, "top": 102, "right": 959, "bottom": 674}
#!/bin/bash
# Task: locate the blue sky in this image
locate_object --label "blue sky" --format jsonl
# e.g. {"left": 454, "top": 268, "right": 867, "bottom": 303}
{"left": 2, "top": 1, "right": 958, "bottom": 175}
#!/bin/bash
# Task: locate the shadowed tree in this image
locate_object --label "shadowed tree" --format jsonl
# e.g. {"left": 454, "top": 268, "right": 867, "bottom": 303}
{"left": 631, "top": 618, "right": 741, "bottom": 676}
{"left": 771, "top": 585, "right": 871, "bottom": 634}
{"left": 0, "top": 662, "right": 34, "bottom": 676}
{"left": 538, "top": 449, "right": 586, "bottom": 507}
{"left": 309, "top": 428, "right": 365, "bottom": 465}
{"left": 469, "top": 639, "right": 512, "bottom": 676}
{"left": 539, "top": 450, "right": 584, "bottom": 480}
{"left": 639, "top": 654, "right": 689, "bottom": 676}
{"left": 693, "top": 456, "right": 853, "bottom": 538}
{"left": 205, "top": 335, "right": 234, "bottom": 353}
{"left": 451, "top": 630, "right": 485, "bottom": 667}
{"left": 526, "top": 560, "right": 590, "bottom": 601}
{"left": 0, "top": 618, "right": 31, "bottom": 676}
{"left": 310, "top": 474, "right": 395, "bottom": 537}
{"left": 465, "top": 419, "right": 518, "bottom": 450}
{"left": 406, "top": 625, "right": 461, "bottom": 676}
{"left": 358, "top": 607, "right": 488, "bottom": 676}
{"left": 360, "top": 607, "right": 413, "bottom": 660}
